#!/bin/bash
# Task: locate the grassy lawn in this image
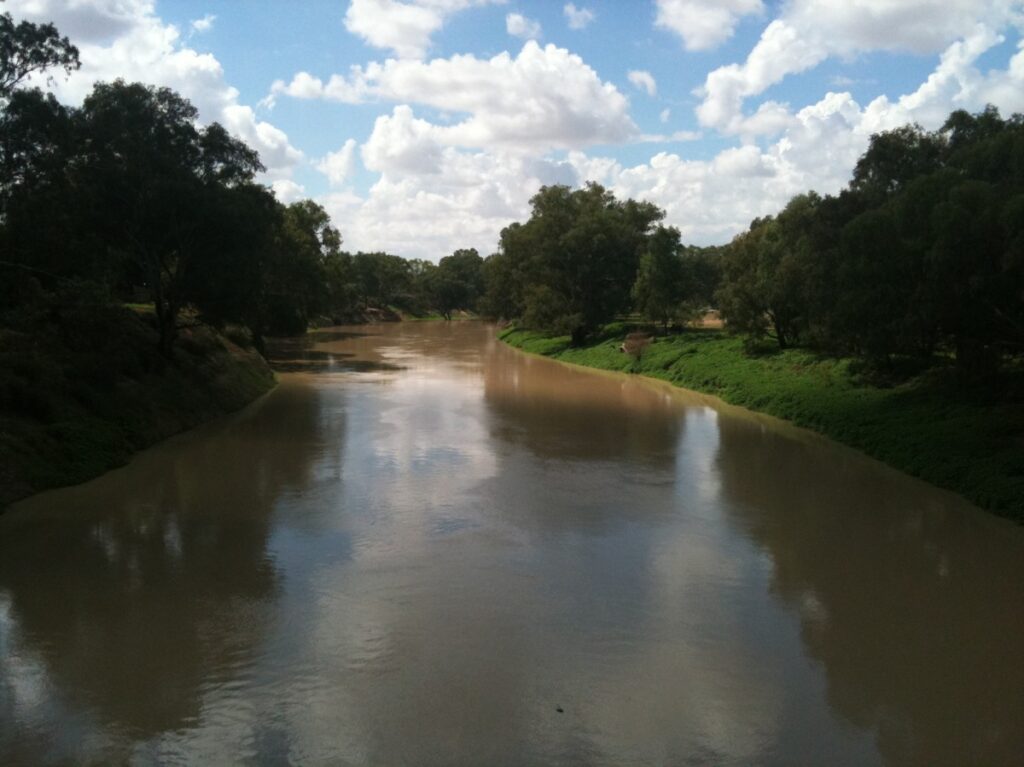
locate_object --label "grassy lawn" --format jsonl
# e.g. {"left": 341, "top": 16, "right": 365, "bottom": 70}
{"left": 500, "top": 325, "right": 1024, "bottom": 522}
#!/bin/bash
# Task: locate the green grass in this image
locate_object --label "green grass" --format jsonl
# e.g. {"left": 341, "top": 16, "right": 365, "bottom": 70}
{"left": 500, "top": 325, "right": 1024, "bottom": 521}
{"left": 1, "top": 305, "right": 276, "bottom": 509}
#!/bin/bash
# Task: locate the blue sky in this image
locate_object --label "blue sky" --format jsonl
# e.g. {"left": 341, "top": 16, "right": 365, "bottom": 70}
{"left": 9, "top": 0, "right": 1024, "bottom": 259}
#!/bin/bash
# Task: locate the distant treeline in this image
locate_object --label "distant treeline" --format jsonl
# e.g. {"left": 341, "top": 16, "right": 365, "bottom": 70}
{"left": 1, "top": 13, "right": 486, "bottom": 358}
{"left": 486, "top": 109, "right": 1024, "bottom": 378}
{"left": 4, "top": 12, "right": 1022, "bottom": 379}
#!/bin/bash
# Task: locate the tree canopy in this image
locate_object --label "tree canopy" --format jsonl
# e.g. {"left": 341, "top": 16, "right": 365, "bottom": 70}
{"left": 4, "top": 9, "right": 1022, "bottom": 384}
{"left": 0, "top": 12, "right": 79, "bottom": 99}
{"left": 717, "top": 107, "right": 1024, "bottom": 377}
{"left": 0, "top": 12, "right": 490, "bottom": 358}
{"left": 488, "top": 183, "right": 664, "bottom": 344}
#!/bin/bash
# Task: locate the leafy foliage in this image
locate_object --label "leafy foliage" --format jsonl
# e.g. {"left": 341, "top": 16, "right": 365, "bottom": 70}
{"left": 486, "top": 183, "right": 664, "bottom": 343}
{"left": 0, "top": 12, "right": 79, "bottom": 98}
{"left": 718, "top": 106, "right": 1024, "bottom": 379}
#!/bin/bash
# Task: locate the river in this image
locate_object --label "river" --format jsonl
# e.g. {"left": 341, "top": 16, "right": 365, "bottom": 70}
{"left": 1, "top": 322, "right": 1021, "bottom": 765}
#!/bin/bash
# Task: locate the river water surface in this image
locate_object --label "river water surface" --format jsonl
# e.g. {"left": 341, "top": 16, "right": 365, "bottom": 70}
{"left": 1, "top": 322, "right": 1022, "bottom": 765}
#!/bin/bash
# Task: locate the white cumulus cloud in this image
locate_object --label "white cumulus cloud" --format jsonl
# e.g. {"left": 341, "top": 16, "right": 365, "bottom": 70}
{"left": 344, "top": 0, "right": 506, "bottom": 60}
{"left": 506, "top": 12, "right": 541, "bottom": 40}
{"left": 272, "top": 179, "right": 308, "bottom": 204}
{"left": 564, "top": 3, "right": 595, "bottom": 30}
{"left": 655, "top": 0, "right": 764, "bottom": 51}
{"left": 190, "top": 14, "right": 215, "bottom": 34}
{"left": 696, "top": 0, "right": 1024, "bottom": 134}
{"left": 326, "top": 23, "right": 1024, "bottom": 260}
{"left": 628, "top": 69, "right": 657, "bottom": 96}
{"left": 318, "top": 139, "right": 360, "bottom": 186}
{"left": 10, "top": 0, "right": 150, "bottom": 44}
{"left": 584, "top": 29, "right": 1024, "bottom": 245}
{"left": 273, "top": 41, "right": 637, "bottom": 152}
{"left": 326, "top": 145, "right": 577, "bottom": 259}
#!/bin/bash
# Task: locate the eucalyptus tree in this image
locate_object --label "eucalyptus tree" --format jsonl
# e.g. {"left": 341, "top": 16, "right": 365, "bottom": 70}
{"left": 632, "top": 225, "right": 684, "bottom": 330}
{"left": 0, "top": 12, "right": 79, "bottom": 99}
{"left": 501, "top": 183, "right": 663, "bottom": 344}
{"left": 430, "top": 248, "right": 483, "bottom": 319}
{"left": 77, "top": 80, "right": 263, "bottom": 355}
{"left": 0, "top": 11, "right": 81, "bottom": 295}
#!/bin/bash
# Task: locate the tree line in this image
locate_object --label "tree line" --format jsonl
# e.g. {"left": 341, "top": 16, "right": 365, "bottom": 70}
{"left": 481, "top": 110, "right": 1024, "bottom": 379}
{"left": 4, "top": 13, "right": 1021, "bottom": 379}
{"left": 0, "top": 13, "right": 486, "bottom": 357}
{"left": 717, "top": 107, "right": 1024, "bottom": 378}
{"left": 478, "top": 183, "right": 720, "bottom": 344}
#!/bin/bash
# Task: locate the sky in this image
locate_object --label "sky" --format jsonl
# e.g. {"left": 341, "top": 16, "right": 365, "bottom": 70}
{"left": 7, "top": 0, "right": 1024, "bottom": 260}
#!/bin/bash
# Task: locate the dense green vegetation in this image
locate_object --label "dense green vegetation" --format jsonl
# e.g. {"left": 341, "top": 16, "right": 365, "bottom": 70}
{"left": 4, "top": 12, "right": 1022, "bottom": 518}
{"left": 0, "top": 13, "right": 489, "bottom": 504}
{"left": 501, "top": 326, "right": 1024, "bottom": 520}
{"left": 479, "top": 183, "right": 719, "bottom": 344}
{"left": 484, "top": 109, "right": 1023, "bottom": 384}
{"left": 0, "top": 295, "right": 274, "bottom": 507}
{"left": 717, "top": 111, "right": 1024, "bottom": 380}
{"left": 0, "top": 13, "right": 488, "bottom": 359}
{"left": 487, "top": 108, "right": 1023, "bottom": 520}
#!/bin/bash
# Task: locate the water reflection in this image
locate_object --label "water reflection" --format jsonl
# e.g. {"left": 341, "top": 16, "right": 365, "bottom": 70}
{"left": 268, "top": 333, "right": 405, "bottom": 374}
{"left": 714, "top": 416, "right": 1024, "bottom": 765}
{"left": 0, "top": 323, "right": 1021, "bottom": 766}
{"left": 483, "top": 345, "right": 684, "bottom": 465}
{"left": 0, "top": 382, "right": 337, "bottom": 763}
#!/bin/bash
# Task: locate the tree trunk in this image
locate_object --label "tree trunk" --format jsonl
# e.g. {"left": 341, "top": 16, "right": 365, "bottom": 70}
{"left": 771, "top": 315, "right": 790, "bottom": 350}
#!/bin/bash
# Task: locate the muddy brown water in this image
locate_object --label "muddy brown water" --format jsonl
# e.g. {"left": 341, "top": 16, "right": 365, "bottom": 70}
{"left": 1, "top": 322, "right": 1022, "bottom": 766}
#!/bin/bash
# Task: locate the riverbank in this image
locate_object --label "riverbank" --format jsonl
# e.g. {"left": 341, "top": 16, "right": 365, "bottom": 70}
{"left": 0, "top": 303, "right": 275, "bottom": 509}
{"left": 500, "top": 326, "right": 1024, "bottom": 521}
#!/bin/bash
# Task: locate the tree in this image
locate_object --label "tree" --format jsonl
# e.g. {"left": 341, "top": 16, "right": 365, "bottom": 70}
{"left": 632, "top": 226, "right": 684, "bottom": 330}
{"left": 926, "top": 180, "right": 1011, "bottom": 377}
{"left": 717, "top": 218, "right": 775, "bottom": 344}
{"left": 264, "top": 200, "right": 339, "bottom": 333}
{"left": 77, "top": 80, "right": 264, "bottom": 355}
{"left": 184, "top": 182, "right": 281, "bottom": 353}
{"left": 501, "top": 183, "right": 663, "bottom": 344}
{"left": 478, "top": 251, "right": 524, "bottom": 321}
{"left": 429, "top": 248, "right": 483, "bottom": 319}
{"left": 850, "top": 124, "right": 945, "bottom": 206}
{"left": 0, "top": 12, "right": 80, "bottom": 99}
{"left": 941, "top": 105, "right": 1006, "bottom": 155}
{"left": 0, "top": 88, "right": 87, "bottom": 286}
{"left": 0, "top": 12, "right": 81, "bottom": 298}
{"left": 1, "top": 88, "right": 74, "bottom": 202}
{"left": 678, "top": 244, "right": 723, "bottom": 315}
{"left": 351, "top": 252, "right": 413, "bottom": 310}
{"left": 323, "top": 250, "right": 358, "bottom": 322}
{"left": 834, "top": 208, "right": 915, "bottom": 363}
{"left": 717, "top": 196, "right": 820, "bottom": 350}
{"left": 713, "top": 106, "right": 1024, "bottom": 377}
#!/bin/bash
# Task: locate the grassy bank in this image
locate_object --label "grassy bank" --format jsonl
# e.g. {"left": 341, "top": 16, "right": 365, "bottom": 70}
{"left": 0, "top": 301, "right": 275, "bottom": 509}
{"left": 500, "top": 325, "right": 1024, "bottom": 521}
